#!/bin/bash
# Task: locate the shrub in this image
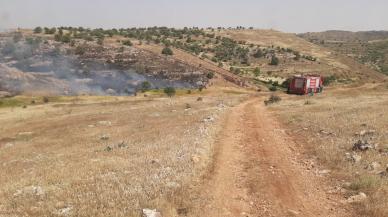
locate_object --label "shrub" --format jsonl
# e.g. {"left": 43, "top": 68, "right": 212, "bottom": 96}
{"left": 253, "top": 49, "right": 263, "bottom": 58}
{"left": 269, "top": 55, "right": 279, "bottom": 65}
{"left": 281, "top": 78, "right": 291, "bottom": 88}
{"left": 206, "top": 72, "right": 215, "bottom": 79}
{"left": 269, "top": 85, "right": 277, "bottom": 91}
{"left": 264, "top": 95, "right": 281, "bottom": 106}
{"left": 323, "top": 75, "right": 336, "bottom": 86}
{"left": 164, "top": 87, "right": 176, "bottom": 97}
{"left": 97, "top": 37, "right": 104, "bottom": 45}
{"left": 140, "top": 81, "right": 151, "bottom": 92}
{"left": 122, "top": 40, "right": 133, "bottom": 46}
{"left": 43, "top": 97, "right": 49, "bottom": 103}
{"left": 33, "top": 27, "right": 43, "bottom": 34}
{"left": 253, "top": 67, "right": 261, "bottom": 77}
{"left": 162, "top": 47, "right": 173, "bottom": 55}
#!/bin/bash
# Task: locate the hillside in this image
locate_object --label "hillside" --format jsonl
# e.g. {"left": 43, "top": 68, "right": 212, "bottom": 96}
{"left": 214, "top": 29, "right": 385, "bottom": 81}
{"left": 299, "top": 30, "right": 388, "bottom": 75}
{"left": 0, "top": 27, "right": 386, "bottom": 97}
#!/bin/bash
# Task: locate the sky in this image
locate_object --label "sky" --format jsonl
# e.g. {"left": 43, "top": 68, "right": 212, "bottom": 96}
{"left": 0, "top": 0, "right": 387, "bottom": 33}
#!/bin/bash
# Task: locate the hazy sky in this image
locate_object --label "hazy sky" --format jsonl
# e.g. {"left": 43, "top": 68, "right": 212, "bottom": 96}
{"left": 0, "top": 0, "right": 387, "bottom": 33}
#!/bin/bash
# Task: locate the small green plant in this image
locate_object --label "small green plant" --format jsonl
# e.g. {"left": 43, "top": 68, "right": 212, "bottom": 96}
{"left": 164, "top": 87, "right": 176, "bottom": 97}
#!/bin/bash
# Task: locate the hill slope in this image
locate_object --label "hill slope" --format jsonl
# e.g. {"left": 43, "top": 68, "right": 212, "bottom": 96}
{"left": 299, "top": 30, "right": 388, "bottom": 75}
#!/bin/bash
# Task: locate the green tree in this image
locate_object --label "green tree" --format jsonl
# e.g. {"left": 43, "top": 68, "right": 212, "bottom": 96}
{"left": 164, "top": 87, "right": 176, "bottom": 97}
{"left": 162, "top": 47, "right": 173, "bottom": 55}
{"left": 33, "top": 27, "right": 43, "bottom": 34}
{"left": 206, "top": 72, "right": 215, "bottom": 79}
{"left": 140, "top": 81, "right": 151, "bottom": 92}
{"left": 269, "top": 55, "right": 279, "bottom": 66}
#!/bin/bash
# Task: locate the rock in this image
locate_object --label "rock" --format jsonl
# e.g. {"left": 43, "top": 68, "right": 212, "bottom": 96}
{"left": 142, "top": 208, "right": 162, "bottom": 217}
{"left": 318, "top": 169, "right": 331, "bottom": 175}
{"left": 203, "top": 116, "right": 215, "bottom": 123}
{"left": 191, "top": 155, "right": 200, "bottom": 163}
{"left": 100, "top": 134, "right": 110, "bottom": 140}
{"left": 98, "top": 121, "right": 112, "bottom": 126}
{"left": 366, "top": 161, "right": 382, "bottom": 172}
{"left": 352, "top": 140, "right": 375, "bottom": 151}
{"left": 197, "top": 97, "right": 203, "bottom": 101}
{"left": 347, "top": 192, "right": 367, "bottom": 203}
{"left": 14, "top": 186, "right": 45, "bottom": 197}
{"left": 56, "top": 206, "right": 73, "bottom": 216}
{"left": 357, "top": 130, "right": 376, "bottom": 137}
{"left": 346, "top": 153, "right": 362, "bottom": 163}
{"left": 166, "top": 182, "right": 180, "bottom": 189}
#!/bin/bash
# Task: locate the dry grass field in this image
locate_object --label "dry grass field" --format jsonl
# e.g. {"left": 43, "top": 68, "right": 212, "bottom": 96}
{"left": 269, "top": 83, "right": 388, "bottom": 217}
{"left": 0, "top": 88, "right": 249, "bottom": 217}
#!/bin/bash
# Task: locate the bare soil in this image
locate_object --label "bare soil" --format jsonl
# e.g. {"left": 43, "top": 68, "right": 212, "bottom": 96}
{"left": 191, "top": 98, "right": 353, "bottom": 217}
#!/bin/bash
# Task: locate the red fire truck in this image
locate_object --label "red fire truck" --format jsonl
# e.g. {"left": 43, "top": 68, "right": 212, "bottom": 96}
{"left": 288, "top": 75, "right": 323, "bottom": 95}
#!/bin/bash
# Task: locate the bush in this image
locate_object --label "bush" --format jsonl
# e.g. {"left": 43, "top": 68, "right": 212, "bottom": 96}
{"left": 253, "top": 49, "right": 263, "bottom": 58}
{"left": 33, "top": 27, "right": 43, "bottom": 34}
{"left": 323, "top": 75, "right": 336, "bottom": 86}
{"left": 122, "top": 40, "right": 133, "bottom": 46}
{"left": 43, "top": 97, "right": 49, "bottom": 103}
{"left": 140, "top": 81, "right": 151, "bottom": 92}
{"left": 264, "top": 95, "right": 281, "bottom": 106}
{"left": 206, "top": 72, "right": 215, "bottom": 79}
{"left": 164, "top": 87, "right": 176, "bottom": 97}
{"left": 162, "top": 47, "right": 173, "bottom": 55}
{"left": 253, "top": 67, "right": 261, "bottom": 77}
{"left": 269, "top": 55, "right": 279, "bottom": 65}
{"left": 268, "top": 85, "right": 277, "bottom": 91}
{"left": 281, "top": 78, "right": 291, "bottom": 88}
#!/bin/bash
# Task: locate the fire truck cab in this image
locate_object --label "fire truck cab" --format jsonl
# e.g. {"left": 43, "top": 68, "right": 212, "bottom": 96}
{"left": 288, "top": 75, "right": 323, "bottom": 95}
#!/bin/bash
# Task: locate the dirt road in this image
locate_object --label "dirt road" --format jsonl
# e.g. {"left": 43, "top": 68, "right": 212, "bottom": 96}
{"left": 194, "top": 98, "right": 352, "bottom": 217}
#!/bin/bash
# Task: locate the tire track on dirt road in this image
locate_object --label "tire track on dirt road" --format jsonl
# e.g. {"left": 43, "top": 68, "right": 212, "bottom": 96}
{"left": 194, "top": 98, "right": 352, "bottom": 217}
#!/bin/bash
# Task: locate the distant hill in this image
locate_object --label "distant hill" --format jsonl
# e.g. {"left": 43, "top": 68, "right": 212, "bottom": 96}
{"left": 298, "top": 30, "right": 388, "bottom": 74}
